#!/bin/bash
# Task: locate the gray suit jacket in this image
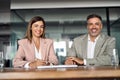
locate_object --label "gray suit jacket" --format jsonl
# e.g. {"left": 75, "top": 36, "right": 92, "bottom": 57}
{"left": 67, "top": 33, "right": 116, "bottom": 66}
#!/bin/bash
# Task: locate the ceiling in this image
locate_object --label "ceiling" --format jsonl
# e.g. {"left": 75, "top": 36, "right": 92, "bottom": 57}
{"left": 11, "top": 0, "right": 120, "bottom": 9}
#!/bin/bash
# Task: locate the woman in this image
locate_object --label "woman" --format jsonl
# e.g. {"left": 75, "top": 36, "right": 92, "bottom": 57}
{"left": 13, "top": 16, "right": 58, "bottom": 68}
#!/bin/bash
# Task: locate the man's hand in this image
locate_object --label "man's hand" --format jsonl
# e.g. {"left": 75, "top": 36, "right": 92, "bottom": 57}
{"left": 65, "top": 57, "right": 84, "bottom": 65}
{"left": 65, "top": 57, "right": 76, "bottom": 65}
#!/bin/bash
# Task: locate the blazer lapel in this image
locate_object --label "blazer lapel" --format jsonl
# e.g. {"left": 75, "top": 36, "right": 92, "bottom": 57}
{"left": 40, "top": 38, "right": 47, "bottom": 60}
{"left": 29, "top": 41, "right": 35, "bottom": 60}
{"left": 94, "top": 34, "right": 106, "bottom": 57}
{"left": 81, "top": 35, "right": 88, "bottom": 58}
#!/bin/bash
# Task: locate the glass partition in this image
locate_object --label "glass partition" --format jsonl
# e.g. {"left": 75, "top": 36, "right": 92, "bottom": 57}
{"left": 110, "top": 7, "right": 120, "bottom": 61}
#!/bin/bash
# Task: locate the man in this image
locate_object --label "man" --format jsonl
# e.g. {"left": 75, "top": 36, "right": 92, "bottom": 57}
{"left": 65, "top": 14, "right": 116, "bottom": 66}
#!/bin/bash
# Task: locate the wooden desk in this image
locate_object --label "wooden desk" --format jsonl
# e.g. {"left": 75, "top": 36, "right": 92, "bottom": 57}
{"left": 0, "top": 66, "right": 120, "bottom": 80}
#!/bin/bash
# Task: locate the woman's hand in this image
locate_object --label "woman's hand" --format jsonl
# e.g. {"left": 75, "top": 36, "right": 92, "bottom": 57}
{"left": 29, "top": 59, "right": 49, "bottom": 68}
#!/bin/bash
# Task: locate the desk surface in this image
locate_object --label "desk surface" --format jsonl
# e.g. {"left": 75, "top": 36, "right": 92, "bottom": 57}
{"left": 0, "top": 66, "right": 120, "bottom": 80}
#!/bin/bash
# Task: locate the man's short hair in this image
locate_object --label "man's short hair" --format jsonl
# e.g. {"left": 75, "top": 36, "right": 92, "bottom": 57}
{"left": 87, "top": 14, "right": 102, "bottom": 21}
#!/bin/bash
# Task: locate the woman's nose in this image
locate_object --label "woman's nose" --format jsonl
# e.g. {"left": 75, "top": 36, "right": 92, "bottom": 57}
{"left": 37, "top": 26, "right": 42, "bottom": 30}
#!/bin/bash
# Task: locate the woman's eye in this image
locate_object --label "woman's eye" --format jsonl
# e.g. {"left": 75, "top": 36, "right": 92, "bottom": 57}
{"left": 40, "top": 26, "right": 44, "bottom": 28}
{"left": 33, "top": 24, "right": 44, "bottom": 28}
{"left": 34, "top": 25, "right": 38, "bottom": 27}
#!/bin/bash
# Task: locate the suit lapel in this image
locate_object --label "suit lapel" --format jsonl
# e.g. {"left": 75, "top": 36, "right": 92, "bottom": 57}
{"left": 40, "top": 38, "right": 47, "bottom": 60}
{"left": 81, "top": 35, "right": 88, "bottom": 58}
{"left": 29, "top": 41, "right": 35, "bottom": 60}
{"left": 30, "top": 38, "right": 47, "bottom": 60}
{"left": 94, "top": 34, "right": 106, "bottom": 57}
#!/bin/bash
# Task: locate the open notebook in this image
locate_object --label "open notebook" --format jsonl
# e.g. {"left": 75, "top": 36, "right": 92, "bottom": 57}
{"left": 37, "top": 65, "right": 78, "bottom": 69}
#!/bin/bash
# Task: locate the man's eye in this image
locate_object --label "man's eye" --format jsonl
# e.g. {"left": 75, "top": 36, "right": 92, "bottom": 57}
{"left": 95, "top": 23, "right": 100, "bottom": 26}
{"left": 88, "top": 23, "right": 92, "bottom": 26}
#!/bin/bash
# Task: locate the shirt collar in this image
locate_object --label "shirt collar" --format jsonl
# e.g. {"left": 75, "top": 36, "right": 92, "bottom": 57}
{"left": 88, "top": 34, "right": 100, "bottom": 42}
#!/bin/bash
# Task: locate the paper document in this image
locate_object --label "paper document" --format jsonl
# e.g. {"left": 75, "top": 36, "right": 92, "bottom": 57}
{"left": 37, "top": 65, "right": 78, "bottom": 69}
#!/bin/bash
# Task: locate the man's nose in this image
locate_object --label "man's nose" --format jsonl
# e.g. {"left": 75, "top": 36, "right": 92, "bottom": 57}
{"left": 92, "top": 24, "right": 96, "bottom": 28}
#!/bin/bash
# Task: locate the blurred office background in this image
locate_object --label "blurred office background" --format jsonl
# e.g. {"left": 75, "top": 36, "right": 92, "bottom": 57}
{"left": 0, "top": 0, "right": 120, "bottom": 67}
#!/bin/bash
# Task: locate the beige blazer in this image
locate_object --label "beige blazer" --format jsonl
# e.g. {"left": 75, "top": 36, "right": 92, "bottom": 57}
{"left": 67, "top": 33, "right": 116, "bottom": 66}
{"left": 13, "top": 38, "right": 58, "bottom": 68}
